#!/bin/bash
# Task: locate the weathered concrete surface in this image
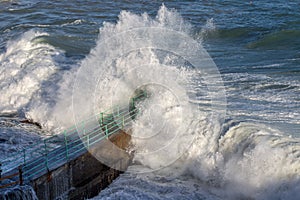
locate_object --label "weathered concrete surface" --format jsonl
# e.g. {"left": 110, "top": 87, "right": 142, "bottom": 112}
{"left": 30, "top": 130, "right": 132, "bottom": 200}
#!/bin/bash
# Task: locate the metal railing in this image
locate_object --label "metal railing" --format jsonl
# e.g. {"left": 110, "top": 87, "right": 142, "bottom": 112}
{"left": 0, "top": 91, "right": 147, "bottom": 188}
{"left": 0, "top": 165, "right": 23, "bottom": 189}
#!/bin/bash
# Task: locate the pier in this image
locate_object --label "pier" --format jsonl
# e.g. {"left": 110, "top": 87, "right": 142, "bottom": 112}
{"left": 0, "top": 92, "right": 147, "bottom": 200}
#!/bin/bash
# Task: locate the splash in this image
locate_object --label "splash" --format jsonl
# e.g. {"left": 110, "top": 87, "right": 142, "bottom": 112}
{"left": 0, "top": 30, "right": 70, "bottom": 130}
{"left": 1, "top": 4, "right": 299, "bottom": 200}
{"left": 0, "top": 31, "right": 56, "bottom": 113}
{"left": 72, "top": 4, "right": 225, "bottom": 173}
{"left": 0, "top": 29, "right": 79, "bottom": 131}
{"left": 217, "top": 122, "right": 300, "bottom": 199}
{"left": 77, "top": 5, "right": 300, "bottom": 200}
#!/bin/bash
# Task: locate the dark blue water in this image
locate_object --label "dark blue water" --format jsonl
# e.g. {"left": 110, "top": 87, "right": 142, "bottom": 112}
{"left": 0, "top": 1, "right": 299, "bottom": 199}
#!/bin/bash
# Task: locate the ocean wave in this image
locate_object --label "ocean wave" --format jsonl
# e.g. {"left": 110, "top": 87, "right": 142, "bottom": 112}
{"left": 217, "top": 122, "right": 300, "bottom": 199}
{"left": 247, "top": 29, "right": 300, "bottom": 49}
{"left": 1, "top": 3, "right": 299, "bottom": 200}
{"left": 88, "top": 6, "right": 300, "bottom": 200}
{"left": 0, "top": 30, "right": 72, "bottom": 131}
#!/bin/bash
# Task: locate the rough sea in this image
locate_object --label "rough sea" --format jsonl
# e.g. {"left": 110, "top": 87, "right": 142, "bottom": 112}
{"left": 0, "top": 1, "right": 299, "bottom": 199}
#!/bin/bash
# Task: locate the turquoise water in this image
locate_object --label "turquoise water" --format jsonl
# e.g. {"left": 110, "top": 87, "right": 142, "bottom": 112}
{"left": 0, "top": 1, "right": 299, "bottom": 199}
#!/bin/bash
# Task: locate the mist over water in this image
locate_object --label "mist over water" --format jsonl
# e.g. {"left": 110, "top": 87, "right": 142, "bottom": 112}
{"left": 0, "top": 1, "right": 299, "bottom": 200}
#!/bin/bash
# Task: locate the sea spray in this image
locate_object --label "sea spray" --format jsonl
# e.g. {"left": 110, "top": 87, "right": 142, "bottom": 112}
{"left": 71, "top": 4, "right": 226, "bottom": 173}
{"left": 0, "top": 31, "right": 56, "bottom": 114}
{"left": 1, "top": 4, "right": 299, "bottom": 200}
{"left": 218, "top": 122, "right": 300, "bottom": 199}
{"left": 83, "top": 5, "right": 300, "bottom": 200}
{"left": 0, "top": 30, "right": 69, "bottom": 131}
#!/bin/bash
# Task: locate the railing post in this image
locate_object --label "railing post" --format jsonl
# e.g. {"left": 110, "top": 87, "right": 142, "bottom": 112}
{"left": 18, "top": 165, "right": 23, "bottom": 186}
{"left": 0, "top": 163, "right": 2, "bottom": 179}
{"left": 64, "top": 131, "right": 69, "bottom": 161}
{"left": 131, "top": 98, "right": 135, "bottom": 108}
{"left": 87, "top": 134, "right": 90, "bottom": 148}
{"left": 122, "top": 116, "right": 125, "bottom": 128}
{"left": 44, "top": 140, "right": 49, "bottom": 170}
{"left": 82, "top": 121, "right": 87, "bottom": 147}
{"left": 117, "top": 106, "right": 121, "bottom": 129}
{"left": 100, "top": 113, "right": 103, "bottom": 126}
{"left": 105, "top": 125, "right": 108, "bottom": 137}
{"left": 83, "top": 121, "right": 85, "bottom": 135}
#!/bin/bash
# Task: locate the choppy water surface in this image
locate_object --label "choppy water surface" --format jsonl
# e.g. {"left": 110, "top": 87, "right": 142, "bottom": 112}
{"left": 0, "top": 1, "right": 299, "bottom": 199}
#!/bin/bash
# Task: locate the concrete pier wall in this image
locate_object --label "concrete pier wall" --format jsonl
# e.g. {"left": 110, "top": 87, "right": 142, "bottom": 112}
{"left": 29, "top": 130, "right": 132, "bottom": 200}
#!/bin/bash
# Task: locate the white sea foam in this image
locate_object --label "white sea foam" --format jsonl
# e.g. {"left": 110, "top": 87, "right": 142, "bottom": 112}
{"left": 70, "top": 4, "right": 226, "bottom": 174}
{"left": 0, "top": 30, "right": 58, "bottom": 114}
{"left": 85, "top": 5, "right": 300, "bottom": 200}
{"left": 0, "top": 30, "right": 74, "bottom": 131}
{"left": 1, "top": 4, "right": 299, "bottom": 200}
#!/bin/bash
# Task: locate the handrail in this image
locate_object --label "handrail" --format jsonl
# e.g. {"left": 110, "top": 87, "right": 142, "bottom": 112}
{"left": 0, "top": 165, "right": 23, "bottom": 189}
{"left": 0, "top": 90, "right": 147, "bottom": 188}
